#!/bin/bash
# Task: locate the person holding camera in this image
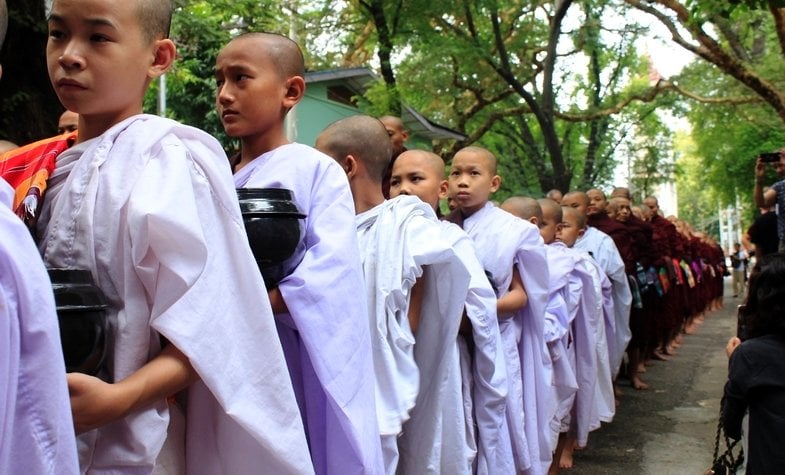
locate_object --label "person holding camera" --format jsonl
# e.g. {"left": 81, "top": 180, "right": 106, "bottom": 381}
{"left": 723, "top": 253, "right": 785, "bottom": 474}
{"left": 754, "top": 149, "right": 785, "bottom": 252}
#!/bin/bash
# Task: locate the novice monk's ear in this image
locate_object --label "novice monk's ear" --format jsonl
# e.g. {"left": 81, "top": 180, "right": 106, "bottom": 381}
{"left": 283, "top": 76, "right": 306, "bottom": 109}
{"left": 438, "top": 180, "right": 449, "bottom": 199}
{"left": 490, "top": 174, "right": 501, "bottom": 193}
{"left": 342, "top": 155, "right": 358, "bottom": 179}
{"left": 148, "top": 39, "right": 176, "bottom": 78}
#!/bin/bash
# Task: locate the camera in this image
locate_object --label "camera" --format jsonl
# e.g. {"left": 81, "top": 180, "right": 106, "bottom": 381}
{"left": 759, "top": 152, "right": 781, "bottom": 163}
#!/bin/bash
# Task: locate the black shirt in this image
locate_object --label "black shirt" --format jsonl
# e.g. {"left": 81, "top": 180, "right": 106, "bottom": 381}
{"left": 748, "top": 211, "right": 778, "bottom": 257}
{"left": 722, "top": 334, "right": 785, "bottom": 474}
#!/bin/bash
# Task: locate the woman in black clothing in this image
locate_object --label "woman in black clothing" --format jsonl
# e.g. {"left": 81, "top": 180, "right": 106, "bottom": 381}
{"left": 723, "top": 253, "right": 785, "bottom": 474}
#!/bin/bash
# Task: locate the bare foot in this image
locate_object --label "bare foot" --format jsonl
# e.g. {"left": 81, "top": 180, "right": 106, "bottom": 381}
{"left": 614, "top": 384, "right": 624, "bottom": 397}
{"left": 631, "top": 374, "right": 650, "bottom": 390}
{"left": 636, "top": 362, "right": 646, "bottom": 373}
{"left": 652, "top": 350, "right": 670, "bottom": 361}
{"left": 559, "top": 447, "right": 574, "bottom": 469}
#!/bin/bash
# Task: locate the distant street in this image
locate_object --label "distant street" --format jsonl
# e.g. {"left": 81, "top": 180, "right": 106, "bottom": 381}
{"left": 571, "top": 278, "right": 738, "bottom": 474}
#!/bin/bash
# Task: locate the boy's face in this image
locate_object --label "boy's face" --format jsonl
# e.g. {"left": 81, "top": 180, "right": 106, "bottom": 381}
{"left": 448, "top": 150, "right": 500, "bottom": 215}
{"left": 586, "top": 190, "right": 606, "bottom": 215}
{"left": 215, "top": 38, "right": 291, "bottom": 140}
{"left": 389, "top": 152, "right": 447, "bottom": 211}
{"left": 47, "top": 0, "right": 157, "bottom": 124}
{"left": 540, "top": 209, "right": 561, "bottom": 245}
{"left": 556, "top": 212, "right": 584, "bottom": 248}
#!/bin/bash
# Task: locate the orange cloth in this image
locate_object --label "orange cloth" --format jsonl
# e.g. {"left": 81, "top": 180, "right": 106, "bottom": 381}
{"left": 0, "top": 131, "right": 77, "bottom": 219}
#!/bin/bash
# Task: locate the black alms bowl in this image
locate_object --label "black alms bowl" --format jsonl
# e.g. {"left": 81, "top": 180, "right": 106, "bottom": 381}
{"left": 48, "top": 268, "right": 109, "bottom": 375}
{"left": 237, "top": 188, "right": 306, "bottom": 288}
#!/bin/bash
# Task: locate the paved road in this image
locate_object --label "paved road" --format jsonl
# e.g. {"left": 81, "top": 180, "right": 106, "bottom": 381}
{"left": 570, "top": 279, "right": 738, "bottom": 474}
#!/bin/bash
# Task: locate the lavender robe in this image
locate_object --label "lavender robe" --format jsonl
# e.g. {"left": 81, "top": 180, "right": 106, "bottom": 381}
{"left": 0, "top": 180, "right": 79, "bottom": 474}
{"left": 574, "top": 226, "right": 631, "bottom": 378}
{"left": 234, "top": 142, "right": 383, "bottom": 474}
{"left": 462, "top": 203, "right": 554, "bottom": 475}
{"left": 40, "top": 115, "right": 312, "bottom": 474}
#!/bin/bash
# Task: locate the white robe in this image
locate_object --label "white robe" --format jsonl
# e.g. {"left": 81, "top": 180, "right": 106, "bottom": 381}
{"left": 355, "top": 196, "right": 471, "bottom": 474}
{"left": 543, "top": 244, "right": 581, "bottom": 447}
{"left": 39, "top": 115, "right": 313, "bottom": 474}
{"left": 437, "top": 221, "right": 514, "bottom": 475}
{"left": 573, "top": 251, "right": 616, "bottom": 427}
{"left": 462, "top": 203, "right": 554, "bottom": 475}
{"left": 234, "top": 142, "right": 383, "bottom": 474}
{"left": 574, "top": 226, "right": 631, "bottom": 378}
{"left": 0, "top": 180, "right": 79, "bottom": 474}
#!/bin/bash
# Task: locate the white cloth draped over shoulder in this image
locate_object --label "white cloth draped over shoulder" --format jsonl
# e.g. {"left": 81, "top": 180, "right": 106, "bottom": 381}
{"left": 437, "top": 221, "right": 514, "bottom": 475}
{"left": 574, "top": 226, "right": 631, "bottom": 379}
{"left": 0, "top": 180, "right": 79, "bottom": 474}
{"left": 356, "top": 196, "right": 476, "bottom": 474}
{"left": 39, "top": 115, "right": 313, "bottom": 474}
{"left": 462, "top": 203, "right": 554, "bottom": 475}
{"left": 234, "top": 143, "right": 383, "bottom": 474}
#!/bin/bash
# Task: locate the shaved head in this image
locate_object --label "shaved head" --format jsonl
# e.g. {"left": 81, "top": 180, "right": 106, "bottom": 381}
{"left": 455, "top": 145, "right": 497, "bottom": 175}
{"left": 396, "top": 149, "right": 444, "bottom": 178}
{"left": 562, "top": 205, "right": 586, "bottom": 229}
{"left": 538, "top": 198, "right": 562, "bottom": 223}
{"left": 230, "top": 32, "right": 305, "bottom": 79}
{"left": 561, "top": 191, "right": 589, "bottom": 215}
{"left": 136, "top": 0, "right": 173, "bottom": 43}
{"left": 379, "top": 115, "right": 405, "bottom": 130}
{"left": 501, "top": 196, "right": 542, "bottom": 225}
{"left": 316, "top": 115, "right": 392, "bottom": 183}
{"left": 611, "top": 186, "right": 631, "bottom": 200}
{"left": 545, "top": 189, "right": 563, "bottom": 203}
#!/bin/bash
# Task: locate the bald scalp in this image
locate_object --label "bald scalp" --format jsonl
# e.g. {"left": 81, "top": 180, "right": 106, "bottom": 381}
{"left": 231, "top": 32, "right": 305, "bottom": 79}
{"left": 379, "top": 115, "right": 405, "bottom": 131}
{"left": 136, "top": 0, "right": 173, "bottom": 43}
{"left": 396, "top": 149, "right": 445, "bottom": 179}
{"left": 501, "top": 196, "right": 542, "bottom": 223}
{"left": 456, "top": 145, "right": 497, "bottom": 175}
{"left": 538, "top": 198, "right": 562, "bottom": 223}
{"left": 562, "top": 191, "right": 589, "bottom": 207}
{"left": 318, "top": 115, "right": 392, "bottom": 183}
{"left": 611, "top": 186, "right": 631, "bottom": 200}
{"left": 562, "top": 205, "right": 586, "bottom": 229}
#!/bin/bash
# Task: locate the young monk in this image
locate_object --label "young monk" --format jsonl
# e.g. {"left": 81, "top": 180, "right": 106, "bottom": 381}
{"left": 562, "top": 191, "right": 631, "bottom": 388}
{"left": 554, "top": 205, "right": 615, "bottom": 471}
{"left": 0, "top": 1, "right": 79, "bottom": 471}
{"left": 390, "top": 149, "right": 514, "bottom": 473}
{"left": 317, "top": 117, "right": 485, "bottom": 474}
{"left": 216, "top": 35, "right": 382, "bottom": 472}
{"left": 30, "top": 1, "right": 313, "bottom": 472}
{"left": 448, "top": 146, "right": 554, "bottom": 475}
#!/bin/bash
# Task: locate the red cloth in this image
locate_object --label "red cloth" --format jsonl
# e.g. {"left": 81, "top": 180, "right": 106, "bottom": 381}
{"left": 0, "top": 132, "right": 77, "bottom": 220}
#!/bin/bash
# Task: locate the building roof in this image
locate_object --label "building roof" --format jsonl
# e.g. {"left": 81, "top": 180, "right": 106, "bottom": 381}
{"left": 305, "top": 68, "right": 466, "bottom": 141}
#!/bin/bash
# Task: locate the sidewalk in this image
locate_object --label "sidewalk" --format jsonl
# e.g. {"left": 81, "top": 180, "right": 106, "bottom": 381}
{"left": 571, "top": 279, "right": 738, "bottom": 474}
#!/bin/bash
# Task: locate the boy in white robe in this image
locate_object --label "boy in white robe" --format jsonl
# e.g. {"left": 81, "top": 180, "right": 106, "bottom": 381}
{"left": 554, "top": 206, "right": 615, "bottom": 471}
{"left": 39, "top": 1, "right": 312, "bottom": 473}
{"left": 447, "top": 147, "right": 554, "bottom": 475}
{"left": 216, "top": 34, "right": 382, "bottom": 473}
{"left": 562, "top": 191, "right": 631, "bottom": 383}
{"left": 500, "top": 197, "right": 583, "bottom": 473}
{"left": 390, "top": 150, "right": 514, "bottom": 474}
{"left": 317, "top": 116, "right": 482, "bottom": 474}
